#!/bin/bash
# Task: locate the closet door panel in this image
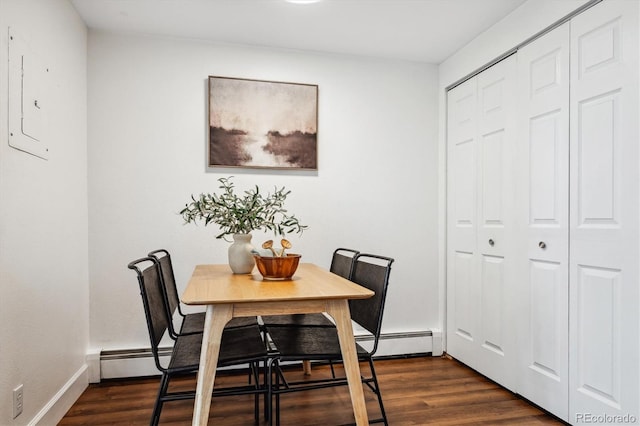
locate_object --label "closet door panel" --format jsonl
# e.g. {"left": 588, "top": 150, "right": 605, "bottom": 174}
{"left": 452, "top": 251, "right": 475, "bottom": 342}
{"left": 529, "top": 112, "right": 562, "bottom": 225}
{"left": 475, "top": 56, "right": 517, "bottom": 390}
{"left": 447, "top": 79, "right": 479, "bottom": 365}
{"left": 575, "top": 265, "right": 620, "bottom": 402}
{"left": 480, "top": 254, "right": 505, "bottom": 350}
{"left": 516, "top": 22, "right": 570, "bottom": 421}
{"left": 569, "top": 0, "right": 639, "bottom": 420}
{"left": 480, "top": 131, "right": 504, "bottom": 225}
{"left": 576, "top": 92, "right": 618, "bottom": 225}
{"left": 529, "top": 259, "right": 565, "bottom": 377}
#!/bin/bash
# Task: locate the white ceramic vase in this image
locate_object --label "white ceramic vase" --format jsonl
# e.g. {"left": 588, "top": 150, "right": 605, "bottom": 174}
{"left": 228, "top": 233, "right": 255, "bottom": 274}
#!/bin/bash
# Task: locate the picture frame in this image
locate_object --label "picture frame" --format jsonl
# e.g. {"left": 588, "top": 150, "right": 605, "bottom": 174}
{"left": 208, "top": 76, "right": 318, "bottom": 170}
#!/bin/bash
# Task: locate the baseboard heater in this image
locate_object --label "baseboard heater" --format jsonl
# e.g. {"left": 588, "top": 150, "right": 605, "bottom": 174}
{"left": 94, "top": 330, "right": 437, "bottom": 382}
{"left": 356, "top": 329, "right": 432, "bottom": 342}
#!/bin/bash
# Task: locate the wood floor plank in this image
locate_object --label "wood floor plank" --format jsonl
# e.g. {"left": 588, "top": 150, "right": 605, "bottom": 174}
{"left": 59, "top": 356, "right": 566, "bottom": 425}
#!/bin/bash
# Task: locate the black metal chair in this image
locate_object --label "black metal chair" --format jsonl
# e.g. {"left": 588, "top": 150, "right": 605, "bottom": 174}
{"left": 148, "top": 248, "right": 258, "bottom": 337}
{"left": 128, "top": 256, "right": 268, "bottom": 426}
{"left": 267, "top": 253, "right": 394, "bottom": 425}
{"left": 261, "top": 248, "right": 360, "bottom": 328}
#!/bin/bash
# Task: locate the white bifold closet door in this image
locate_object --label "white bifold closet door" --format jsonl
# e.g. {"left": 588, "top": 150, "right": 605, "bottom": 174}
{"left": 568, "top": 0, "right": 639, "bottom": 421}
{"left": 448, "top": 1, "right": 639, "bottom": 422}
{"left": 446, "top": 55, "right": 517, "bottom": 391}
{"left": 516, "top": 0, "right": 639, "bottom": 422}
{"left": 516, "top": 22, "right": 570, "bottom": 422}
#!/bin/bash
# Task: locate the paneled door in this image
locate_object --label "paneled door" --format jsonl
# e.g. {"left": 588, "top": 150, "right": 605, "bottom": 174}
{"left": 569, "top": 0, "right": 639, "bottom": 422}
{"left": 446, "top": 55, "right": 517, "bottom": 391}
{"left": 446, "top": 76, "right": 478, "bottom": 369}
{"left": 516, "top": 23, "right": 570, "bottom": 422}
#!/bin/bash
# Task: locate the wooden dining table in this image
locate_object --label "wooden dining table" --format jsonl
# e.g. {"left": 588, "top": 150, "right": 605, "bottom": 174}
{"left": 181, "top": 262, "right": 375, "bottom": 425}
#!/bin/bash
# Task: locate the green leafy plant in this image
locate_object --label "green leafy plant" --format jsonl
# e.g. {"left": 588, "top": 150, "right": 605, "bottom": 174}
{"left": 180, "top": 177, "right": 308, "bottom": 240}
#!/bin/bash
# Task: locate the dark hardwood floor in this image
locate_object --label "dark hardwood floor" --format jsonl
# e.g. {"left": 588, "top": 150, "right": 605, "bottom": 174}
{"left": 59, "top": 356, "right": 566, "bottom": 425}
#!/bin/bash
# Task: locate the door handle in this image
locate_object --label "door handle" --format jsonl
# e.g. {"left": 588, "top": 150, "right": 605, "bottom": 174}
{"left": 539, "top": 241, "right": 547, "bottom": 249}
{"left": 488, "top": 239, "right": 495, "bottom": 247}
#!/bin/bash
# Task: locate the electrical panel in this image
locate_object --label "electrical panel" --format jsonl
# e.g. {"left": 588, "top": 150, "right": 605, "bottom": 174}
{"left": 8, "top": 28, "right": 49, "bottom": 160}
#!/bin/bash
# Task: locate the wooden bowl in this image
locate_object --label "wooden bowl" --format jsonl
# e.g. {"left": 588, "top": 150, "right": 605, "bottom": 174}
{"left": 254, "top": 254, "right": 301, "bottom": 280}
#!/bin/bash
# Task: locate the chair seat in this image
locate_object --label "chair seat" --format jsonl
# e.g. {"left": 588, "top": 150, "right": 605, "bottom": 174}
{"left": 261, "top": 313, "right": 334, "bottom": 328}
{"left": 268, "top": 326, "right": 368, "bottom": 360}
{"left": 168, "top": 333, "right": 202, "bottom": 371}
{"left": 227, "top": 316, "right": 260, "bottom": 328}
{"left": 219, "top": 324, "right": 268, "bottom": 365}
{"left": 179, "top": 312, "right": 206, "bottom": 335}
{"left": 180, "top": 312, "right": 259, "bottom": 335}
{"left": 169, "top": 324, "right": 267, "bottom": 371}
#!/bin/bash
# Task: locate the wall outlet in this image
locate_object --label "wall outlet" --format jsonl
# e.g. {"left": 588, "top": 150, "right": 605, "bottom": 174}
{"left": 13, "top": 384, "right": 23, "bottom": 419}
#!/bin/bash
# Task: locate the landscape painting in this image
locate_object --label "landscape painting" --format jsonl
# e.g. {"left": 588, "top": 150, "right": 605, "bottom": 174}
{"left": 208, "top": 76, "right": 318, "bottom": 170}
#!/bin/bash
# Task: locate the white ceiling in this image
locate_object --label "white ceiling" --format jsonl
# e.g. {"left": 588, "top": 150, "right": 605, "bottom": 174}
{"left": 70, "top": 0, "right": 527, "bottom": 63}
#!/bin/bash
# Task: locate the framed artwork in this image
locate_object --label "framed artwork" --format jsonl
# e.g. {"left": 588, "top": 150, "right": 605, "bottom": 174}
{"left": 208, "top": 76, "right": 318, "bottom": 170}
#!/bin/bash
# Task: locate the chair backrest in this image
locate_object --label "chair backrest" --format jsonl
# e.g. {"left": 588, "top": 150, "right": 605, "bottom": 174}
{"left": 148, "top": 249, "right": 184, "bottom": 339}
{"left": 148, "top": 249, "right": 181, "bottom": 313}
{"left": 128, "top": 256, "right": 170, "bottom": 371}
{"left": 348, "top": 253, "right": 394, "bottom": 354}
{"left": 329, "top": 248, "right": 360, "bottom": 279}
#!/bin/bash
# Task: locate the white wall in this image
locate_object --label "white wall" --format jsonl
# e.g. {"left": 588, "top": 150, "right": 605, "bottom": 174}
{"left": 436, "top": 0, "right": 591, "bottom": 343}
{"left": 87, "top": 33, "right": 440, "bottom": 354}
{"left": 0, "top": 0, "right": 89, "bottom": 424}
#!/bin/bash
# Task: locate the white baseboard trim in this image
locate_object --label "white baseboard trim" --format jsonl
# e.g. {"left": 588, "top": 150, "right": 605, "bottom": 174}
{"left": 29, "top": 364, "right": 88, "bottom": 426}
{"left": 431, "top": 328, "right": 443, "bottom": 356}
{"left": 87, "top": 348, "right": 101, "bottom": 383}
{"left": 98, "top": 330, "right": 435, "bottom": 381}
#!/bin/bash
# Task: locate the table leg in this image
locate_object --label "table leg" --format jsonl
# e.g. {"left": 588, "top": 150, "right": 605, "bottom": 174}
{"left": 192, "top": 304, "right": 233, "bottom": 426}
{"left": 326, "top": 299, "right": 369, "bottom": 426}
